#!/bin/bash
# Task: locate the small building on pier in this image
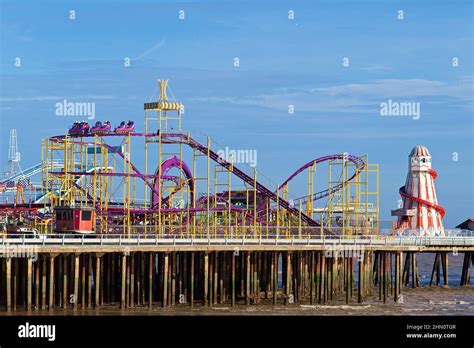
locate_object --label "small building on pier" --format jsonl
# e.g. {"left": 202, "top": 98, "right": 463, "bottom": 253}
{"left": 54, "top": 206, "right": 95, "bottom": 233}
{"left": 456, "top": 218, "right": 474, "bottom": 231}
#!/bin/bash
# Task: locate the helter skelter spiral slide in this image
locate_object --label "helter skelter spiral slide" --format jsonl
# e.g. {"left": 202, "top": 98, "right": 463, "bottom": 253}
{"left": 392, "top": 145, "right": 445, "bottom": 236}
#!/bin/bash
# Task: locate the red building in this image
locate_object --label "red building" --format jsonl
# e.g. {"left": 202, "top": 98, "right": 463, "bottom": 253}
{"left": 55, "top": 206, "right": 95, "bottom": 233}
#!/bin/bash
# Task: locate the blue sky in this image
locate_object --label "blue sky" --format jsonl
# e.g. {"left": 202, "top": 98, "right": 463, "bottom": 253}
{"left": 0, "top": 0, "right": 472, "bottom": 227}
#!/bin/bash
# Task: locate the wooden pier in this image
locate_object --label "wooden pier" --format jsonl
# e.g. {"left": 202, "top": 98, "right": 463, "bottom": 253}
{"left": 0, "top": 235, "right": 472, "bottom": 311}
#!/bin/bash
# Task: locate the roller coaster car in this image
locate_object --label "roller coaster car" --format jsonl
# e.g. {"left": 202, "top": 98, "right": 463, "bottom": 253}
{"left": 114, "top": 120, "right": 135, "bottom": 134}
{"left": 68, "top": 121, "right": 90, "bottom": 136}
{"left": 54, "top": 206, "right": 95, "bottom": 234}
{"left": 90, "top": 121, "right": 111, "bottom": 135}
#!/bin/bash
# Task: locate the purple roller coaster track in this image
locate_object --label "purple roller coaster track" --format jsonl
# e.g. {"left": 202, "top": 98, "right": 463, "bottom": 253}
{"left": 49, "top": 131, "right": 365, "bottom": 228}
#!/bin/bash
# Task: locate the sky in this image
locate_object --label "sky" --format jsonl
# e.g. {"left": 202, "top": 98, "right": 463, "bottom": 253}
{"left": 0, "top": 0, "right": 472, "bottom": 227}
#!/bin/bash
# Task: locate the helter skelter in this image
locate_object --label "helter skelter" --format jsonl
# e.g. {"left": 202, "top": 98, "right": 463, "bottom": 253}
{"left": 392, "top": 145, "right": 445, "bottom": 236}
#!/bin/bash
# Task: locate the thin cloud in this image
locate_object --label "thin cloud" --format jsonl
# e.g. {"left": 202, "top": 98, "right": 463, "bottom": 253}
{"left": 190, "top": 77, "right": 473, "bottom": 113}
{"left": 2, "top": 24, "right": 33, "bottom": 43}
{"left": 0, "top": 95, "right": 114, "bottom": 102}
{"left": 310, "top": 78, "right": 473, "bottom": 99}
{"left": 360, "top": 65, "right": 393, "bottom": 73}
{"left": 133, "top": 38, "right": 167, "bottom": 60}
{"left": 246, "top": 128, "right": 473, "bottom": 139}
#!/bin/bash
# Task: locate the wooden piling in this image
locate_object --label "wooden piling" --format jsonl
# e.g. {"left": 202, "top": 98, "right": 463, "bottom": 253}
{"left": 430, "top": 253, "right": 440, "bottom": 286}
{"left": 183, "top": 253, "right": 188, "bottom": 304}
{"left": 100, "top": 253, "right": 104, "bottom": 306}
{"left": 394, "top": 252, "right": 400, "bottom": 302}
{"left": 254, "top": 253, "right": 260, "bottom": 304}
{"left": 404, "top": 252, "right": 409, "bottom": 287}
{"left": 80, "top": 254, "right": 85, "bottom": 308}
{"left": 273, "top": 251, "right": 278, "bottom": 305}
{"left": 125, "top": 253, "right": 131, "bottom": 307}
{"left": 171, "top": 252, "right": 176, "bottom": 306}
{"left": 73, "top": 254, "right": 79, "bottom": 310}
{"left": 27, "top": 257, "right": 32, "bottom": 311}
{"left": 331, "top": 254, "right": 336, "bottom": 301}
{"left": 110, "top": 254, "right": 114, "bottom": 303}
{"left": 460, "top": 252, "right": 471, "bottom": 286}
{"left": 319, "top": 253, "right": 325, "bottom": 303}
{"left": 379, "top": 253, "right": 383, "bottom": 303}
{"left": 358, "top": 255, "right": 363, "bottom": 303}
{"left": 48, "top": 256, "right": 55, "bottom": 310}
{"left": 309, "top": 252, "right": 314, "bottom": 304}
{"left": 121, "top": 254, "right": 127, "bottom": 309}
{"left": 148, "top": 253, "right": 153, "bottom": 308}
{"left": 411, "top": 253, "right": 417, "bottom": 288}
{"left": 286, "top": 252, "right": 292, "bottom": 304}
{"left": 62, "top": 255, "right": 68, "bottom": 308}
{"left": 373, "top": 252, "right": 379, "bottom": 286}
{"left": 383, "top": 252, "right": 388, "bottom": 303}
{"left": 219, "top": 252, "right": 224, "bottom": 304}
{"left": 12, "top": 258, "right": 17, "bottom": 311}
{"left": 231, "top": 252, "right": 236, "bottom": 307}
{"left": 441, "top": 252, "right": 448, "bottom": 287}
{"left": 190, "top": 252, "right": 194, "bottom": 307}
{"left": 129, "top": 253, "right": 134, "bottom": 307}
{"left": 163, "top": 253, "right": 169, "bottom": 307}
{"left": 86, "top": 254, "right": 92, "bottom": 308}
{"left": 305, "top": 252, "right": 309, "bottom": 300}
{"left": 345, "top": 256, "right": 351, "bottom": 304}
{"left": 6, "top": 258, "right": 11, "bottom": 311}
{"left": 213, "top": 253, "right": 218, "bottom": 305}
{"left": 40, "top": 256, "right": 46, "bottom": 309}
{"left": 246, "top": 252, "right": 251, "bottom": 305}
{"left": 34, "top": 256, "right": 40, "bottom": 309}
{"left": 95, "top": 255, "right": 101, "bottom": 308}
{"left": 203, "top": 253, "right": 208, "bottom": 306}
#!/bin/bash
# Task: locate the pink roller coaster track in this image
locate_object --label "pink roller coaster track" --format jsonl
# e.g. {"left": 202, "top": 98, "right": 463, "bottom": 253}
{"left": 280, "top": 154, "right": 365, "bottom": 206}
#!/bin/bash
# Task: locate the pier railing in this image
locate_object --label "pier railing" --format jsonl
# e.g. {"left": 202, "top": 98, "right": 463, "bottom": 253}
{"left": 1, "top": 232, "right": 473, "bottom": 247}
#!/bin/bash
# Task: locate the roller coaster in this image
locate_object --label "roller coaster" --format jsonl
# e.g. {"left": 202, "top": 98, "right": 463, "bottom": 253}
{"left": 2, "top": 80, "right": 379, "bottom": 237}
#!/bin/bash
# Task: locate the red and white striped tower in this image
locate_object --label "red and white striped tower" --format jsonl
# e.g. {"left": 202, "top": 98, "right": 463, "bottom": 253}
{"left": 394, "top": 145, "right": 445, "bottom": 236}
